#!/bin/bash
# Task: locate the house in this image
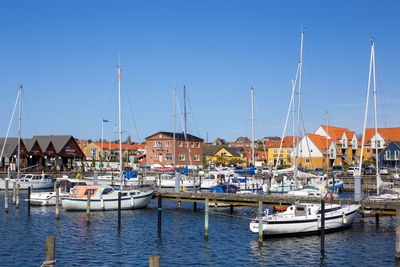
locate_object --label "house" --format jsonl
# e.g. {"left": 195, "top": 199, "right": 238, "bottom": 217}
{"left": 212, "top": 138, "right": 227, "bottom": 146}
{"left": 145, "top": 131, "right": 204, "bottom": 168}
{"left": 229, "top": 136, "right": 252, "bottom": 148}
{"left": 291, "top": 134, "right": 342, "bottom": 169}
{"left": 81, "top": 141, "right": 145, "bottom": 162}
{"left": 379, "top": 141, "right": 400, "bottom": 169}
{"left": 265, "top": 136, "right": 297, "bottom": 167}
{"left": 209, "top": 146, "right": 247, "bottom": 167}
{"left": 0, "top": 138, "right": 28, "bottom": 171}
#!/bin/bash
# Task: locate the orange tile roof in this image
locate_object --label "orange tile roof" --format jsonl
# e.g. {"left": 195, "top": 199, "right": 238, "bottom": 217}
{"left": 362, "top": 127, "right": 400, "bottom": 145}
{"left": 93, "top": 142, "right": 145, "bottom": 150}
{"left": 306, "top": 134, "right": 341, "bottom": 156}
{"left": 320, "top": 125, "right": 352, "bottom": 145}
{"left": 265, "top": 136, "right": 297, "bottom": 148}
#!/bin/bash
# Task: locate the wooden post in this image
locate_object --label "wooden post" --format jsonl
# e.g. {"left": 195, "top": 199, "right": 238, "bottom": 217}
{"left": 28, "top": 186, "right": 31, "bottom": 216}
{"left": 375, "top": 211, "right": 380, "bottom": 224}
{"left": 4, "top": 179, "right": 9, "bottom": 213}
{"left": 205, "top": 198, "right": 209, "bottom": 241}
{"left": 86, "top": 192, "right": 91, "bottom": 223}
{"left": 158, "top": 173, "right": 161, "bottom": 189}
{"left": 158, "top": 196, "right": 162, "bottom": 237}
{"left": 149, "top": 255, "right": 160, "bottom": 267}
{"left": 16, "top": 183, "right": 20, "bottom": 209}
{"left": 12, "top": 181, "right": 16, "bottom": 205}
{"left": 396, "top": 208, "right": 400, "bottom": 259}
{"left": 55, "top": 186, "right": 59, "bottom": 220}
{"left": 193, "top": 202, "right": 197, "bottom": 211}
{"left": 230, "top": 204, "right": 233, "bottom": 214}
{"left": 320, "top": 199, "right": 325, "bottom": 254}
{"left": 118, "top": 191, "right": 121, "bottom": 229}
{"left": 258, "top": 201, "right": 263, "bottom": 245}
{"left": 44, "top": 236, "right": 56, "bottom": 266}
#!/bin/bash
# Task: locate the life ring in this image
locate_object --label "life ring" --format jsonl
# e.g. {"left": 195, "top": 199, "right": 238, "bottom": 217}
{"left": 180, "top": 185, "right": 186, "bottom": 192}
{"left": 324, "top": 191, "right": 334, "bottom": 200}
{"left": 76, "top": 173, "right": 83, "bottom": 179}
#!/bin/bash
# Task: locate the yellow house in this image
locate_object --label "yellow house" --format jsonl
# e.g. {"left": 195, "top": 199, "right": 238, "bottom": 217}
{"left": 209, "top": 147, "right": 247, "bottom": 166}
{"left": 82, "top": 142, "right": 102, "bottom": 161}
{"left": 265, "top": 137, "right": 296, "bottom": 167}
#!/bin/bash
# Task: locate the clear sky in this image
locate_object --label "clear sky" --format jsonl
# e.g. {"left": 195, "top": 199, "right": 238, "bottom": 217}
{"left": 1, "top": 1, "right": 399, "bottom": 143}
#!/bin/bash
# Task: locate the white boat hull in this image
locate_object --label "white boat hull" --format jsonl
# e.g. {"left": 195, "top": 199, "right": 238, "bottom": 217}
{"left": 30, "top": 192, "right": 69, "bottom": 206}
{"left": 62, "top": 190, "right": 153, "bottom": 211}
{"left": 0, "top": 179, "right": 54, "bottom": 190}
{"left": 250, "top": 205, "right": 360, "bottom": 236}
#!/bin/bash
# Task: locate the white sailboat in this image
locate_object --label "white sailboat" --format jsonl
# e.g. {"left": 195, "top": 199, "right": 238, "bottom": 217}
{"left": 62, "top": 63, "right": 153, "bottom": 211}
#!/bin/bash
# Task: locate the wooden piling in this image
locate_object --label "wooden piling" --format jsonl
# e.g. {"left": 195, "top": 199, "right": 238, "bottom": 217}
{"left": 205, "top": 198, "right": 209, "bottom": 240}
{"left": 149, "top": 255, "right": 160, "bottom": 267}
{"left": 230, "top": 204, "right": 233, "bottom": 215}
{"left": 193, "top": 202, "right": 197, "bottom": 211}
{"left": 4, "top": 179, "right": 9, "bottom": 213}
{"left": 55, "top": 186, "right": 60, "bottom": 220}
{"left": 158, "top": 196, "right": 162, "bottom": 237}
{"left": 28, "top": 186, "right": 31, "bottom": 216}
{"left": 86, "top": 192, "right": 91, "bottom": 223}
{"left": 258, "top": 201, "right": 263, "bottom": 245}
{"left": 44, "top": 236, "right": 56, "bottom": 266}
{"left": 16, "top": 183, "right": 20, "bottom": 209}
{"left": 396, "top": 208, "right": 400, "bottom": 259}
{"left": 320, "top": 199, "right": 325, "bottom": 254}
{"left": 118, "top": 191, "right": 121, "bottom": 229}
{"left": 12, "top": 182, "right": 16, "bottom": 205}
{"left": 375, "top": 212, "right": 380, "bottom": 224}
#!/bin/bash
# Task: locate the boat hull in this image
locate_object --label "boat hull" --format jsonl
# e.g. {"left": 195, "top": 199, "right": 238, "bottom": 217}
{"left": 0, "top": 179, "right": 54, "bottom": 190}
{"left": 250, "top": 206, "right": 359, "bottom": 236}
{"left": 62, "top": 191, "right": 153, "bottom": 211}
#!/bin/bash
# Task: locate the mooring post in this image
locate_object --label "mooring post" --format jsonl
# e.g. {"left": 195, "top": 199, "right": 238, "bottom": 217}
{"left": 396, "top": 207, "right": 400, "bottom": 259}
{"left": 118, "top": 191, "right": 121, "bottom": 229}
{"left": 320, "top": 199, "right": 325, "bottom": 254}
{"left": 16, "top": 183, "right": 20, "bottom": 209}
{"left": 12, "top": 181, "right": 16, "bottom": 205}
{"left": 158, "top": 173, "right": 161, "bottom": 189}
{"left": 44, "top": 236, "right": 56, "bottom": 267}
{"left": 158, "top": 196, "right": 162, "bottom": 237}
{"left": 55, "top": 185, "right": 60, "bottom": 220}
{"left": 375, "top": 211, "right": 380, "bottom": 224}
{"left": 193, "top": 202, "right": 197, "bottom": 211}
{"left": 258, "top": 201, "right": 263, "bottom": 245}
{"left": 28, "top": 186, "right": 31, "bottom": 216}
{"left": 149, "top": 255, "right": 160, "bottom": 267}
{"left": 205, "top": 198, "right": 209, "bottom": 240}
{"left": 86, "top": 192, "right": 91, "bottom": 224}
{"left": 230, "top": 204, "right": 234, "bottom": 215}
{"left": 4, "top": 179, "right": 9, "bottom": 213}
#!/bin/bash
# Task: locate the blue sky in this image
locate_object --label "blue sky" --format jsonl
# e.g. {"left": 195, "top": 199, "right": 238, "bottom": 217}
{"left": 1, "top": 1, "right": 399, "bottom": 143}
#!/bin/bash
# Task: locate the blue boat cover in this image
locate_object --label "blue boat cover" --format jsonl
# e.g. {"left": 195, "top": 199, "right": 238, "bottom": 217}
{"left": 234, "top": 165, "right": 255, "bottom": 175}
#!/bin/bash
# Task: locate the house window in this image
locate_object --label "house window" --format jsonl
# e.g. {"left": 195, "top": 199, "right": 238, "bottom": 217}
{"left": 153, "top": 153, "right": 157, "bottom": 157}
{"left": 157, "top": 141, "right": 162, "bottom": 147}
{"left": 395, "top": 151, "right": 400, "bottom": 158}
{"left": 197, "top": 142, "right": 200, "bottom": 148}
{"left": 165, "top": 141, "right": 169, "bottom": 147}
{"left": 153, "top": 141, "right": 157, "bottom": 147}
{"left": 165, "top": 154, "right": 172, "bottom": 161}
{"left": 179, "top": 142, "right": 183, "bottom": 147}
{"left": 221, "top": 152, "right": 227, "bottom": 156}
{"left": 280, "top": 149, "right": 283, "bottom": 154}
{"left": 305, "top": 159, "right": 310, "bottom": 164}
{"left": 90, "top": 148, "right": 97, "bottom": 158}
{"left": 255, "top": 154, "right": 259, "bottom": 159}
{"left": 179, "top": 154, "right": 185, "bottom": 161}
{"left": 366, "top": 149, "right": 371, "bottom": 153}
{"left": 287, "top": 149, "right": 291, "bottom": 154}
{"left": 274, "top": 149, "right": 277, "bottom": 154}
{"left": 194, "top": 154, "right": 200, "bottom": 161}
{"left": 386, "top": 151, "right": 391, "bottom": 158}
{"left": 191, "top": 142, "right": 194, "bottom": 148}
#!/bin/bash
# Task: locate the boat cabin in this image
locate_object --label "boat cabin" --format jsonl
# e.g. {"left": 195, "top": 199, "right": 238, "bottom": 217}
{"left": 70, "top": 185, "right": 100, "bottom": 198}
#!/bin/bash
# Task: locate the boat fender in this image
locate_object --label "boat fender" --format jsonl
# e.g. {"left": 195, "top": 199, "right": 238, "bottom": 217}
{"left": 317, "top": 216, "right": 321, "bottom": 228}
{"left": 131, "top": 196, "right": 134, "bottom": 206}
{"left": 101, "top": 196, "right": 104, "bottom": 209}
{"left": 342, "top": 213, "right": 347, "bottom": 224}
{"left": 76, "top": 173, "right": 83, "bottom": 179}
{"left": 180, "top": 185, "right": 186, "bottom": 192}
{"left": 324, "top": 191, "right": 333, "bottom": 200}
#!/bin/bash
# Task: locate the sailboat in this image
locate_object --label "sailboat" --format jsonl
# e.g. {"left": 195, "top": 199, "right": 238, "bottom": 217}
{"left": 62, "top": 64, "right": 153, "bottom": 211}
{"left": 0, "top": 85, "right": 54, "bottom": 190}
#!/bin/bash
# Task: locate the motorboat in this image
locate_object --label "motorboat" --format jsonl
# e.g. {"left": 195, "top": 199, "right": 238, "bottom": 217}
{"left": 201, "top": 169, "right": 235, "bottom": 189}
{"left": 209, "top": 184, "right": 239, "bottom": 207}
{"left": 0, "top": 173, "right": 54, "bottom": 190}
{"left": 249, "top": 202, "right": 360, "bottom": 236}
{"left": 286, "top": 188, "right": 323, "bottom": 198}
{"left": 62, "top": 185, "right": 153, "bottom": 211}
{"left": 30, "top": 177, "right": 88, "bottom": 206}
{"left": 268, "top": 177, "right": 303, "bottom": 193}
{"left": 368, "top": 188, "right": 400, "bottom": 202}
{"left": 157, "top": 174, "right": 200, "bottom": 189}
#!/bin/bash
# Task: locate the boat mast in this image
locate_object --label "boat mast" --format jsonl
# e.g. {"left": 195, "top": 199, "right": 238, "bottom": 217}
{"left": 372, "top": 40, "right": 380, "bottom": 195}
{"left": 295, "top": 30, "right": 304, "bottom": 184}
{"left": 184, "top": 85, "right": 188, "bottom": 167}
{"left": 358, "top": 39, "right": 374, "bottom": 189}
{"left": 17, "top": 84, "right": 22, "bottom": 179}
{"left": 325, "top": 111, "right": 329, "bottom": 171}
{"left": 173, "top": 87, "right": 176, "bottom": 168}
{"left": 251, "top": 87, "right": 255, "bottom": 166}
{"left": 292, "top": 78, "right": 296, "bottom": 167}
{"left": 118, "top": 63, "right": 123, "bottom": 187}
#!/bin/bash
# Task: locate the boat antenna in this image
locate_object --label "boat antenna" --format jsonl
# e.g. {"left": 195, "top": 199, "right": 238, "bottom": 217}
{"left": 117, "top": 57, "right": 123, "bottom": 188}
{"left": 17, "top": 84, "right": 22, "bottom": 179}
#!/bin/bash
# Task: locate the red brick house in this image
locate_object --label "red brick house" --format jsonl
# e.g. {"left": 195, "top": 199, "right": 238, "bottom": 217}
{"left": 145, "top": 131, "right": 204, "bottom": 169}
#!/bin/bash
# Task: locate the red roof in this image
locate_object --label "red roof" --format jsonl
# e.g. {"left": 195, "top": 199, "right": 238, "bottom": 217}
{"left": 93, "top": 142, "right": 145, "bottom": 150}
{"left": 362, "top": 127, "right": 400, "bottom": 145}
{"left": 265, "top": 136, "right": 297, "bottom": 148}
{"left": 320, "top": 125, "right": 352, "bottom": 145}
{"left": 306, "top": 134, "right": 342, "bottom": 156}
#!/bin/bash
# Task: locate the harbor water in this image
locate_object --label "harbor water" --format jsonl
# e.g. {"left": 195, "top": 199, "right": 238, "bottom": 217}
{"left": 0, "top": 191, "right": 397, "bottom": 266}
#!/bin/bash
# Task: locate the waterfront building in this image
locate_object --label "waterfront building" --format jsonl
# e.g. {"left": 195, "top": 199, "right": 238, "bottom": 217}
{"left": 265, "top": 136, "right": 296, "bottom": 167}
{"left": 379, "top": 141, "right": 400, "bottom": 169}
{"left": 0, "top": 138, "right": 28, "bottom": 171}
{"left": 80, "top": 141, "right": 145, "bottom": 162}
{"left": 145, "top": 131, "right": 204, "bottom": 169}
{"left": 291, "top": 133, "right": 342, "bottom": 169}
{"left": 229, "top": 136, "right": 252, "bottom": 148}
{"left": 208, "top": 146, "right": 247, "bottom": 167}
{"left": 212, "top": 138, "right": 227, "bottom": 146}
